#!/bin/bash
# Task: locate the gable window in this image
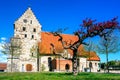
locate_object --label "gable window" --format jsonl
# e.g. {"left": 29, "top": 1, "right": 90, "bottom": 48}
{"left": 23, "top": 27, "right": 26, "bottom": 31}
{"left": 30, "top": 20, "right": 32, "bottom": 24}
{"left": 25, "top": 34, "right": 27, "bottom": 38}
{"left": 33, "top": 28, "right": 36, "bottom": 32}
{"left": 31, "top": 35, "right": 34, "bottom": 39}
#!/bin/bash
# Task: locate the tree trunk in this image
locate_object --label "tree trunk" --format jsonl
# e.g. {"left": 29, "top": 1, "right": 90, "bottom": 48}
{"left": 72, "top": 49, "right": 78, "bottom": 75}
{"left": 106, "top": 51, "right": 109, "bottom": 73}
{"left": 106, "top": 47, "right": 109, "bottom": 73}
{"left": 89, "top": 51, "right": 91, "bottom": 72}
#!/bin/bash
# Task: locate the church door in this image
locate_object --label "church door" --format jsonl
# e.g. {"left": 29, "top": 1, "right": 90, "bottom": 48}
{"left": 65, "top": 64, "right": 70, "bottom": 72}
{"left": 48, "top": 57, "right": 52, "bottom": 71}
{"left": 26, "top": 64, "right": 32, "bottom": 71}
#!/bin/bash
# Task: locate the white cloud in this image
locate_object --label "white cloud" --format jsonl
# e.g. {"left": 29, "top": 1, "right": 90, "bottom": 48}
{"left": 1, "top": 37, "right": 7, "bottom": 41}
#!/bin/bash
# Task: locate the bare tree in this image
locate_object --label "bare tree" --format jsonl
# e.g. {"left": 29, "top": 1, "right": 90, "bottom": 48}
{"left": 30, "top": 44, "right": 40, "bottom": 71}
{"left": 84, "top": 39, "right": 96, "bottom": 72}
{"left": 96, "top": 32, "right": 120, "bottom": 73}
{"left": 51, "top": 17, "right": 119, "bottom": 75}
{"left": 1, "top": 37, "right": 21, "bottom": 72}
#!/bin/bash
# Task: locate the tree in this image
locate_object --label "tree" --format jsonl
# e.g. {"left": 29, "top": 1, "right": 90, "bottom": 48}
{"left": 1, "top": 41, "right": 10, "bottom": 55}
{"left": 51, "top": 17, "right": 119, "bottom": 75}
{"left": 30, "top": 44, "right": 40, "bottom": 71}
{"left": 97, "top": 33, "right": 120, "bottom": 73}
{"left": 1, "top": 37, "right": 21, "bottom": 72}
{"left": 108, "top": 60, "right": 116, "bottom": 66}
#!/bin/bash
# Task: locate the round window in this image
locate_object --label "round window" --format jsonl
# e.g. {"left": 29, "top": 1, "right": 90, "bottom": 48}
{"left": 23, "top": 19, "right": 27, "bottom": 23}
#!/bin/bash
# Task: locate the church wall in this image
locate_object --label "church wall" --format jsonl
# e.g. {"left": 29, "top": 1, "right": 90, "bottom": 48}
{"left": 87, "top": 61, "right": 100, "bottom": 72}
{"left": 7, "top": 58, "right": 20, "bottom": 72}
{"left": 55, "top": 59, "right": 72, "bottom": 72}
{"left": 40, "top": 56, "right": 54, "bottom": 71}
{"left": 19, "top": 59, "right": 37, "bottom": 72}
{"left": 7, "top": 8, "right": 41, "bottom": 72}
{"left": 78, "top": 57, "right": 87, "bottom": 72}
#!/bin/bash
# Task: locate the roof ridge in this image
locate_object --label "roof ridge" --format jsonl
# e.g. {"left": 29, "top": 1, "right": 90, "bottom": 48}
{"left": 41, "top": 31, "right": 75, "bottom": 36}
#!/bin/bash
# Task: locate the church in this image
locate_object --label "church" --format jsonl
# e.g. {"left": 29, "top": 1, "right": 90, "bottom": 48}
{"left": 7, "top": 8, "right": 100, "bottom": 72}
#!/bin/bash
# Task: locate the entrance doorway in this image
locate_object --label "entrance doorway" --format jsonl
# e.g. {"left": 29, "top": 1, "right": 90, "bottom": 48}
{"left": 65, "top": 64, "right": 70, "bottom": 72}
{"left": 26, "top": 64, "right": 32, "bottom": 71}
{"left": 48, "top": 57, "right": 52, "bottom": 71}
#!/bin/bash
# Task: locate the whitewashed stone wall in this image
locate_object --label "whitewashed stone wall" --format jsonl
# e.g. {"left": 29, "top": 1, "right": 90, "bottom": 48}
{"left": 40, "top": 56, "right": 54, "bottom": 71}
{"left": 7, "top": 7, "right": 41, "bottom": 72}
{"left": 78, "top": 57, "right": 87, "bottom": 72}
{"left": 87, "top": 61, "right": 100, "bottom": 72}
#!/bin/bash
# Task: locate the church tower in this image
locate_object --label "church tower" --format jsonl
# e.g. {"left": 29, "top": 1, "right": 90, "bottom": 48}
{"left": 7, "top": 7, "right": 42, "bottom": 72}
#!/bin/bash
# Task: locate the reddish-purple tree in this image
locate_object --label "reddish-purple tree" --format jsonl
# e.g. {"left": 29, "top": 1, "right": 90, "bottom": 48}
{"left": 52, "top": 17, "right": 119, "bottom": 75}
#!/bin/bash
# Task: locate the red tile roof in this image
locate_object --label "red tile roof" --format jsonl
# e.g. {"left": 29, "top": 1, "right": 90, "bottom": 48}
{"left": 38, "top": 32, "right": 100, "bottom": 61}
{"left": 0, "top": 63, "right": 7, "bottom": 70}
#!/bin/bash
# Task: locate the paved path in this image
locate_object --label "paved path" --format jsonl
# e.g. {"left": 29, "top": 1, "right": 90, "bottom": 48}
{"left": 100, "top": 70, "right": 120, "bottom": 74}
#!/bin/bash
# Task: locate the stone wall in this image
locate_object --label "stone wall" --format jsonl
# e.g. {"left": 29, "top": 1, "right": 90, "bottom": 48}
{"left": 7, "top": 8, "right": 41, "bottom": 72}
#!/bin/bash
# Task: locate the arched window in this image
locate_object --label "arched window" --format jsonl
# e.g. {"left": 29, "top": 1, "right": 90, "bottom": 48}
{"left": 65, "top": 64, "right": 70, "bottom": 72}
{"left": 89, "top": 62, "right": 92, "bottom": 68}
{"left": 48, "top": 57, "right": 52, "bottom": 71}
{"left": 95, "top": 63, "right": 97, "bottom": 66}
{"left": 26, "top": 64, "right": 32, "bottom": 71}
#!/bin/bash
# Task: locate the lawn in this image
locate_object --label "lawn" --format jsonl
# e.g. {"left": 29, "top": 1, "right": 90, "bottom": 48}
{"left": 0, "top": 72, "right": 120, "bottom": 80}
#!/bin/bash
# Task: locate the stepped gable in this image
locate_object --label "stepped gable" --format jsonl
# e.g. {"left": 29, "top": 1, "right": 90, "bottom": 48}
{"left": 38, "top": 32, "right": 100, "bottom": 61}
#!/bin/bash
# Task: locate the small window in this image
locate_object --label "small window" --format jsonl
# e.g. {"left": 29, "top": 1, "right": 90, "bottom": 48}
{"left": 25, "top": 34, "right": 27, "bottom": 38}
{"left": 33, "top": 28, "right": 36, "bottom": 32}
{"left": 95, "top": 63, "right": 97, "bottom": 66}
{"left": 32, "top": 53, "right": 33, "bottom": 56}
{"left": 30, "top": 20, "right": 32, "bottom": 24}
{"left": 89, "top": 62, "right": 92, "bottom": 68}
{"left": 31, "top": 35, "right": 34, "bottom": 39}
{"left": 23, "top": 27, "right": 26, "bottom": 31}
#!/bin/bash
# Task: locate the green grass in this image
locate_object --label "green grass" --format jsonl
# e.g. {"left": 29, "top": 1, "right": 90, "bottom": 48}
{"left": 0, "top": 72, "right": 120, "bottom": 80}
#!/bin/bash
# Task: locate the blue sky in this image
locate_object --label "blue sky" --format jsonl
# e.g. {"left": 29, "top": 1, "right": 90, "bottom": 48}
{"left": 0, "top": 0, "right": 120, "bottom": 62}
